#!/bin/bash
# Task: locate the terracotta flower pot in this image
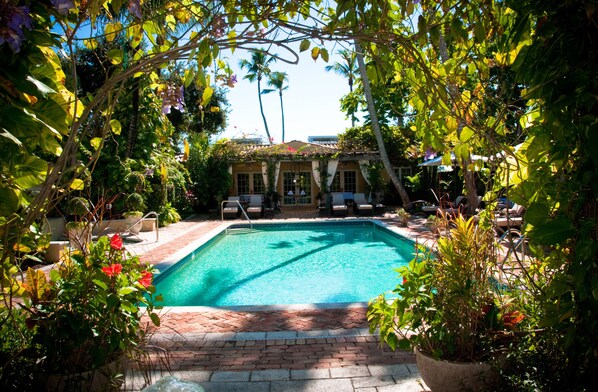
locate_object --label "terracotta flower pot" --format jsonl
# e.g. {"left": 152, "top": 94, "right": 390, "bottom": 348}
{"left": 415, "top": 348, "right": 500, "bottom": 392}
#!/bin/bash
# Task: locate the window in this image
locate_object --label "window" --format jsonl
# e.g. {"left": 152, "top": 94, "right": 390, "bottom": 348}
{"left": 329, "top": 170, "right": 356, "bottom": 193}
{"left": 236, "top": 172, "right": 265, "bottom": 195}
{"left": 252, "top": 173, "right": 264, "bottom": 194}
{"left": 343, "top": 171, "right": 357, "bottom": 193}
{"left": 282, "top": 172, "right": 312, "bottom": 205}
{"left": 237, "top": 173, "right": 250, "bottom": 194}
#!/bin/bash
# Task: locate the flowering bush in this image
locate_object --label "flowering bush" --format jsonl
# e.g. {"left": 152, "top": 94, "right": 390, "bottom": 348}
{"left": 20, "top": 234, "right": 161, "bottom": 374}
{"left": 368, "top": 215, "right": 527, "bottom": 362}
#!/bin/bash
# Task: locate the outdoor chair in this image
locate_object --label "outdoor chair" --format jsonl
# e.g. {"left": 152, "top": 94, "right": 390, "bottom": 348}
{"left": 421, "top": 190, "right": 466, "bottom": 215}
{"left": 353, "top": 193, "right": 373, "bottom": 216}
{"left": 222, "top": 196, "right": 240, "bottom": 219}
{"left": 493, "top": 203, "right": 525, "bottom": 234}
{"left": 246, "top": 195, "right": 264, "bottom": 219}
{"left": 331, "top": 192, "right": 348, "bottom": 216}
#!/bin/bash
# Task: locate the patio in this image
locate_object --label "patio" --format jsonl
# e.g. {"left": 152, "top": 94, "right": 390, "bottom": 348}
{"left": 124, "top": 209, "right": 433, "bottom": 391}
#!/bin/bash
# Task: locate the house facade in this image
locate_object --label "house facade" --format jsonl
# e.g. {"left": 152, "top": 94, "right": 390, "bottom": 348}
{"left": 227, "top": 139, "right": 381, "bottom": 207}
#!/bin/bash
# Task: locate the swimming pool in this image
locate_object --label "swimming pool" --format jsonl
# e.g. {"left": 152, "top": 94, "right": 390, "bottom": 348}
{"left": 153, "top": 221, "right": 415, "bottom": 307}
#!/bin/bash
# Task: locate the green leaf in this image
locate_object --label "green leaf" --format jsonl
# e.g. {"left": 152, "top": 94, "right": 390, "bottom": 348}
{"left": 118, "top": 286, "right": 137, "bottom": 295}
{"left": 13, "top": 156, "right": 48, "bottom": 189}
{"left": 70, "top": 178, "right": 85, "bottom": 190}
{"left": 25, "top": 76, "right": 56, "bottom": 97}
{"left": 299, "top": 39, "right": 310, "bottom": 52}
{"left": 150, "top": 312, "right": 160, "bottom": 326}
{"left": 459, "top": 126, "right": 474, "bottom": 143}
{"left": 530, "top": 216, "right": 575, "bottom": 245}
{"left": 110, "top": 119, "right": 122, "bottom": 135}
{"left": 90, "top": 137, "right": 103, "bottom": 151}
{"left": 311, "top": 47, "right": 320, "bottom": 61}
{"left": 202, "top": 86, "right": 214, "bottom": 106}
{"left": 93, "top": 279, "right": 108, "bottom": 290}
{"left": 0, "top": 128, "right": 22, "bottom": 146}
{"left": 121, "top": 300, "right": 138, "bottom": 313}
{"left": 0, "top": 187, "right": 19, "bottom": 216}
{"left": 320, "top": 48, "right": 329, "bottom": 62}
{"left": 50, "top": 269, "right": 61, "bottom": 282}
{"left": 183, "top": 69, "right": 194, "bottom": 88}
{"left": 524, "top": 203, "right": 549, "bottom": 226}
{"left": 107, "top": 48, "right": 123, "bottom": 65}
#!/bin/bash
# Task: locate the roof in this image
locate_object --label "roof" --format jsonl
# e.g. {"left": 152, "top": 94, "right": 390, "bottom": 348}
{"left": 229, "top": 140, "right": 378, "bottom": 161}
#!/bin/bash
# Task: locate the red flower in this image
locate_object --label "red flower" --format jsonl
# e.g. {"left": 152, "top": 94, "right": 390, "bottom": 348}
{"left": 137, "top": 271, "right": 153, "bottom": 288}
{"left": 503, "top": 310, "right": 525, "bottom": 327}
{"left": 110, "top": 234, "right": 123, "bottom": 250}
{"left": 402, "top": 276, "right": 408, "bottom": 285}
{"left": 287, "top": 146, "right": 297, "bottom": 153}
{"left": 102, "top": 264, "right": 123, "bottom": 277}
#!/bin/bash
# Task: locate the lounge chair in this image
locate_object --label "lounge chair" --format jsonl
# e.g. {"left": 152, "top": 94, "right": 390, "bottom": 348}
{"left": 421, "top": 190, "right": 466, "bottom": 215}
{"left": 353, "top": 193, "right": 373, "bottom": 216}
{"left": 493, "top": 203, "right": 525, "bottom": 233}
{"left": 222, "top": 196, "right": 240, "bottom": 219}
{"left": 439, "top": 195, "right": 467, "bottom": 215}
{"left": 331, "top": 192, "right": 348, "bottom": 216}
{"left": 246, "top": 195, "right": 264, "bottom": 219}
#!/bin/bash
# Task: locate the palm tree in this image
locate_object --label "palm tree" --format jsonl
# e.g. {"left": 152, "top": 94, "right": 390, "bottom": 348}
{"left": 239, "top": 51, "right": 276, "bottom": 144}
{"left": 262, "top": 71, "right": 289, "bottom": 142}
{"left": 354, "top": 41, "right": 411, "bottom": 208}
{"left": 325, "top": 49, "right": 359, "bottom": 127}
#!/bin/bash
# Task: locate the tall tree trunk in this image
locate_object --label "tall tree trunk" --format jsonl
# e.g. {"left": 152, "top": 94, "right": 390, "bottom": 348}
{"left": 257, "top": 77, "right": 273, "bottom": 144}
{"left": 125, "top": 82, "right": 140, "bottom": 158}
{"left": 279, "top": 90, "right": 286, "bottom": 143}
{"left": 354, "top": 40, "right": 411, "bottom": 208}
{"left": 438, "top": 36, "right": 479, "bottom": 214}
{"left": 349, "top": 77, "right": 355, "bottom": 127}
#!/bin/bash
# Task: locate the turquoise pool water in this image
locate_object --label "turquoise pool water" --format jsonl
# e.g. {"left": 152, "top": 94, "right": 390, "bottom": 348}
{"left": 153, "top": 222, "right": 414, "bottom": 307}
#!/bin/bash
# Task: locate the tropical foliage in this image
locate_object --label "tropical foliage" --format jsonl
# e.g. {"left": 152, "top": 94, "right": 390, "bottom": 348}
{"left": 0, "top": 0, "right": 595, "bottom": 389}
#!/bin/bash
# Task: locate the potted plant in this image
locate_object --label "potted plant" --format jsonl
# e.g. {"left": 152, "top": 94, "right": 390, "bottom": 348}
{"left": 123, "top": 193, "right": 145, "bottom": 235}
{"left": 65, "top": 197, "right": 93, "bottom": 250}
{"left": 395, "top": 208, "right": 411, "bottom": 227}
{"left": 368, "top": 216, "right": 527, "bottom": 391}
{"left": 19, "top": 233, "right": 161, "bottom": 390}
{"left": 424, "top": 214, "right": 445, "bottom": 235}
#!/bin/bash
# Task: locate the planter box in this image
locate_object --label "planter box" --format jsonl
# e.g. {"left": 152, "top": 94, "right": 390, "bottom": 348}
{"left": 93, "top": 218, "right": 156, "bottom": 235}
{"left": 416, "top": 348, "right": 499, "bottom": 392}
{"left": 44, "top": 241, "right": 70, "bottom": 263}
{"left": 42, "top": 217, "right": 66, "bottom": 241}
{"left": 141, "top": 217, "right": 156, "bottom": 232}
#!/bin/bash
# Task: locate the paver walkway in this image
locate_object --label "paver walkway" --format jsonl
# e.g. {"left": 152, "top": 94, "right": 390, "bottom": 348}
{"left": 125, "top": 212, "right": 431, "bottom": 391}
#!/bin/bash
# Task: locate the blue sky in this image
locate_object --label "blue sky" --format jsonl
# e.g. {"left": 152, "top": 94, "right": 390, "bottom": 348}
{"left": 215, "top": 45, "right": 355, "bottom": 143}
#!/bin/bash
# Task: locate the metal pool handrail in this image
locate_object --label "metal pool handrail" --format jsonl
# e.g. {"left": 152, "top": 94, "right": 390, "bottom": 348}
{"left": 221, "top": 200, "right": 253, "bottom": 229}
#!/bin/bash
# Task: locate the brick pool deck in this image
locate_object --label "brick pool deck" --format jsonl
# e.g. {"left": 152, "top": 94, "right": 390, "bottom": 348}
{"left": 126, "top": 209, "right": 433, "bottom": 391}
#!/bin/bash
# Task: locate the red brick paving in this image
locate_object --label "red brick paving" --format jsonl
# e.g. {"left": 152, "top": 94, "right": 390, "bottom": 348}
{"left": 144, "top": 335, "right": 415, "bottom": 371}
{"left": 148, "top": 307, "right": 370, "bottom": 334}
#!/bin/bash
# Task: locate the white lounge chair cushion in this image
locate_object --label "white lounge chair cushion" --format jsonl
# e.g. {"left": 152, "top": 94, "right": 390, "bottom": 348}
{"left": 494, "top": 216, "right": 523, "bottom": 227}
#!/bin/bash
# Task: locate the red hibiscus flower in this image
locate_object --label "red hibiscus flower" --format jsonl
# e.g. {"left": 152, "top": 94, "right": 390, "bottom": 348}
{"left": 110, "top": 234, "right": 123, "bottom": 250}
{"left": 503, "top": 310, "right": 525, "bottom": 327}
{"left": 102, "top": 263, "right": 123, "bottom": 277}
{"left": 137, "top": 271, "right": 153, "bottom": 288}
